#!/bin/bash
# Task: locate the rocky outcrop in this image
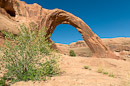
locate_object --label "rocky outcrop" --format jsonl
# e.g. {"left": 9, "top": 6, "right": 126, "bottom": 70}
{"left": 56, "top": 38, "right": 130, "bottom": 58}
{"left": 0, "top": 0, "right": 120, "bottom": 59}
{"left": 69, "top": 41, "right": 87, "bottom": 48}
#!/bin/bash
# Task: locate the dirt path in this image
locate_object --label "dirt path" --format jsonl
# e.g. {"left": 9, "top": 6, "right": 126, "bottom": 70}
{"left": 12, "top": 55, "right": 130, "bottom": 86}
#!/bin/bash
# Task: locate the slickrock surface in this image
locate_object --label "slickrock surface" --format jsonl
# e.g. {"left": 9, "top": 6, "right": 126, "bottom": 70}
{"left": 12, "top": 55, "right": 130, "bottom": 86}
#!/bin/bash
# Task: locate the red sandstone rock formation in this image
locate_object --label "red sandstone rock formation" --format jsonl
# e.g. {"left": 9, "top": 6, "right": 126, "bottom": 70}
{"left": 0, "top": 0, "right": 120, "bottom": 59}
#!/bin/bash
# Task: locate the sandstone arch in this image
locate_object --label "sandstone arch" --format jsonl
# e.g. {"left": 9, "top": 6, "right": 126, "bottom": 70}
{"left": 43, "top": 9, "right": 118, "bottom": 59}
{"left": 0, "top": 0, "right": 119, "bottom": 59}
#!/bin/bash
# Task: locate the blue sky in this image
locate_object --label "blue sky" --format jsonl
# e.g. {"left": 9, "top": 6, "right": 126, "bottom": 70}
{"left": 22, "top": 0, "right": 130, "bottom": 44}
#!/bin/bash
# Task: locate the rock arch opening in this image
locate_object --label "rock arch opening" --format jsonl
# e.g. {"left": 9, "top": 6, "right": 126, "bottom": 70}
{"left": 51, "top": 24, "right": 93, "bottom": 57}
{"left": 51, "top": 24, "right": 83, "bottom": 44}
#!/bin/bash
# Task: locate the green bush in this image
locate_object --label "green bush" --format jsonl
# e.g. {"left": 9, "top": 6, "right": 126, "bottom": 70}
{"left": 84, "top": 66, "right": 91, "bottom": 70}
{"left": 69, "top": 50, "right": 76, "bottom": 57}
{"left": 84, "top": 66, "right": 89, "bottom": 69}
{"left": 103, "top": 72, "right": 108, "bottom": 75}
{"left": 109, "top": 73, "right": 115, "bottom": 78}
{"left": 0, "top": 24, "right": 59, "bottom": 84}
{"left": 0, "top": 78, "right": 6, "bottom": 86}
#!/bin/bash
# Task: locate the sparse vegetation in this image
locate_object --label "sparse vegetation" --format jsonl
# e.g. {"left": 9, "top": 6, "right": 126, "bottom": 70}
{"left": 84, "top": 66, "right": 91, "bottom": 70}
{"left": 88, "top": 68, "right": 92, "bottom": 70}
{"left": 69, "top": 50, "right": 76, "bottom": 57}
{"left": 109, "top": 73, "right": 115, "bottom": 78}
{"left": 0, "top": 24, "right": 59, "bottom": 84}
{"left": 97, "top": 68, "right": 115, "bottom": 78}
{"left": 84, "top": 66, "right": 89, "bottom": 69}
{"left": 103, "top": 72, "right": 108, "bottom": 75}
{"left": 97, "top": 68, "right": 103, "bottom": 73}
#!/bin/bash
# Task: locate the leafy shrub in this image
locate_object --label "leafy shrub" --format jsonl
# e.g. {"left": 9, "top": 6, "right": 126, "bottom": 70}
{"left": 103, "top": 72, "right": 108, "bottom": 75}
{"left": 109, "top": 73, "right": 115, "bottom": 78}
{"left": 84, "top": 66, "right": 89, "bottom": 69}
{"left": 69, "top": 50, "right": 76, "bottom": 57}
{"left": 0, "top": 78, "right": 6, "bottom": 86}
{"left": 84, "top": 66, "right": 91, "bottom": 70}
{"left": 0, "top": 24, "right": 59, "bottom": 84}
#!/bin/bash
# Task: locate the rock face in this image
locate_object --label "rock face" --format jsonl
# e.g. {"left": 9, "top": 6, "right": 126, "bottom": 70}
{"left": 0, "top": 0, "right": 119, "bottom": 59}
{"left": 56, "top": 38, "right": 130, "bottom": 59}
{"left": 69, "top": 41, "right": 87, "bottom": 48}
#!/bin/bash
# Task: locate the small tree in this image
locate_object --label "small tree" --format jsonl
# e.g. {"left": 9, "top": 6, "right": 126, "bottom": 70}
{"left": 69, "top": 50, "right": 76, "bottom": 57}
{"left": 0, "top": 24, "right": 59, "bottom": 84}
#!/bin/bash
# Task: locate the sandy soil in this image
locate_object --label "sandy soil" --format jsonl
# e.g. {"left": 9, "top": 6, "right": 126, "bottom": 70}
{"left": 12, "top": 55, "right": 130, "bottom": 86}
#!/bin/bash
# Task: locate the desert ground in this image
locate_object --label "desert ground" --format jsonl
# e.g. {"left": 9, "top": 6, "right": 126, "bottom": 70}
{"left": 12, "top": 55, "right": 130, "bottom": 86}
{"left": 0, "top": 37, "right": 130, "bottom": 86}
